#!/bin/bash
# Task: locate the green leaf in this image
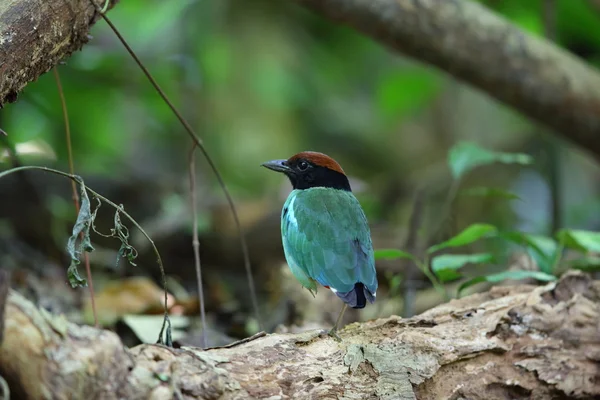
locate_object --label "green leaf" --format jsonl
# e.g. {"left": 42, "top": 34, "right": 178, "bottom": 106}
{"left": 458, "top": 270, "right": 556, "bottom": 296}
{"left": 460, "top": 187, "right": 521, "bottom": 201}
{"left": 432, "top": 253, "right": 495, "bottom": 282}
{"left": 448, "top": 142, "right": 533, "bottom": 180}
{"left": 556, "top": 229, "right": 600, "bottom": 253}
{"left": 499, "top": 231, "right": 557, "bottom": 274}
{"left": 491, "top": 1, "right": 543, "bottom": 35}
{"left": 374, "top": 249, "right": 416, "bottom": 261}
{"left": 376, "top": 69, "right": 441, "bottom": 120}
{"left": 386, "top": 273, "right": 403, "bottom": 297}
{"left": 565, "top": 256, "right": 600, "bottom": 272}
{"left": 428, "top": 224, "right": 497, "bottom": 253}
{"left": 66, "top": 180, "right": 94, "bottom": 288}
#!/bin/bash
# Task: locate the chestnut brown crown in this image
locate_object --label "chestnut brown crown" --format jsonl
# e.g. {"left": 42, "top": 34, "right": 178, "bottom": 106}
{"left": 262, "top": 151, "right": 351, "bottom": 191}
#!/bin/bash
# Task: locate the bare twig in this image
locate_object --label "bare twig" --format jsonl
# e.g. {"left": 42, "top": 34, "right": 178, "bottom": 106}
{"left": 188, "top": 144, "right": 208, "bottom": 348}
{"left": 53, "top": 67, "right": 98, "bottom": 328}
{"left": 430, "top": 176, "right": 462, "bottom": 246}
{"left": 401, "top": 189, "right": 425, "bottom": 317}
{"left": 89, "top": 4, "right": 262, "bottom": 330}
{"left": 542, "top": 0, "right": 562, "bottom": 234}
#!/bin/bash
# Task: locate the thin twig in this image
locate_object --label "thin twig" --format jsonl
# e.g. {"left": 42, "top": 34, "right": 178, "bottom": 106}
{"left": 416, "top": 257, "right": 448, "bottom": 301}
{"left": 89, "top": 2, "right": 262, "bottom": 330}
{"left": 53, "top": 67, "right": 98, "bottom": 328}
{"left": 0, "top": 165, "right": 171, "bottom": 344}
{"left": 542, "top": 0, "right": 562, "bottom": 235}
{"left": 188, "top": 144, "right": 208, "bottom": 347}
{"left": 431, "top": 178, "right": 461, "bottom": 245}
{"left": 401, "top": 189, "right": 425, "bottom": 317}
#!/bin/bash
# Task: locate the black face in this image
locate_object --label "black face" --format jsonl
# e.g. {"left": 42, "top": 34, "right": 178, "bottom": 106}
{"left": 262, "top": 158, "right": 351, "bottom": 191}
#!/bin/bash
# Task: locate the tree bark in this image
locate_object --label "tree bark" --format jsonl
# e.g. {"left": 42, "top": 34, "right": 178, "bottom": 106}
{"left": 291, "top": 0, "right": 600, "bottom": 158}
{"left": 0, "top": 271, "right": 598, "bottom": 399}
{"left": 3, "top": 0, "right": 600, "bottom": 160}
{"left": 0, "top": 0, "right": 117, "bottom": 106}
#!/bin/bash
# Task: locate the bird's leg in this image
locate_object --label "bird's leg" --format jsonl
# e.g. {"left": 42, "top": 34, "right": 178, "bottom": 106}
{"left": 328, "top": 303, "right": 348, "bottom": 342}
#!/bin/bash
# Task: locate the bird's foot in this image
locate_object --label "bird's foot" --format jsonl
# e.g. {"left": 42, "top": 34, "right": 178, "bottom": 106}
{"left": 317, "top": 328, "right": 343, "bottom": 342}
{"left": 327, "top": 328, "right": 342, "bottom": 342}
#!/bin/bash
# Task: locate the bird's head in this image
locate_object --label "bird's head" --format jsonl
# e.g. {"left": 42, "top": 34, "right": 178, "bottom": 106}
{"left": 262, "top": 151, "right": 351, "bottom": 191}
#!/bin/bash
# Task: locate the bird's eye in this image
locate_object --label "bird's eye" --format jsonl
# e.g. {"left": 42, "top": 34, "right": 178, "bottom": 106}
{"left": 298, "top": 160, "right": 309, "bottom": 171}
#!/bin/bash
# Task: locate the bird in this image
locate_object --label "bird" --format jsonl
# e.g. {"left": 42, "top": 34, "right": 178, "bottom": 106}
{"left": 262, "top": 151, "right": 378, "bottom": 340}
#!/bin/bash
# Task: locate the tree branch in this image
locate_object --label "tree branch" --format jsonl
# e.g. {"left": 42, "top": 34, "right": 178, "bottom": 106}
{"left": 1, "top": 271, "right": 598, "bottom": 399}
{"left": 0, "top": 0, "right": 118, "bottom": 106}
{"left": 292, "top": 0, "right": 600, "bottom": 158}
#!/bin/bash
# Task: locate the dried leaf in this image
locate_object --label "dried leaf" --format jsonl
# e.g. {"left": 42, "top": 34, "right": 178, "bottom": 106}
{"left": 66, "top": 180, "right": 94, "bottom": 287}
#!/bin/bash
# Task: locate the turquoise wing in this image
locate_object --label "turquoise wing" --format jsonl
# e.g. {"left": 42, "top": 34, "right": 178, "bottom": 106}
{"left": 281, "top": 188, "right": 377, "bottom": 305}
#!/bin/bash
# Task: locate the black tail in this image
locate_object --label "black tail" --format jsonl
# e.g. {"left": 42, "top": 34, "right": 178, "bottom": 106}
{"left": 353, "top": 283, "right": 367, "bottom": 309}
{"left": 335, "top": 282, "right": 375, "bottom": 309}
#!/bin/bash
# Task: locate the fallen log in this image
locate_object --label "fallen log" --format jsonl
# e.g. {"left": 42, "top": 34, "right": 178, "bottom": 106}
{"left": 0, "top": 271, "right": 598, "bottom": 399}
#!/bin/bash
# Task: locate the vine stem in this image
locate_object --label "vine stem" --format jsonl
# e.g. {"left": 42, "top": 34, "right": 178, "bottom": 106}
{"left": 189, "top": 145, "right": 208, "bottom": 347}
{"left": 416, "top": 257, "right": 449, "bottom": 301}
{"left": 89, "top": 1, "right": 262, "bottom": 330}
{"left": 52, "top": 67, "right": 98, "bottom": 328}
{"left": 0, "top": 166, "right": 171, "bottom": 343}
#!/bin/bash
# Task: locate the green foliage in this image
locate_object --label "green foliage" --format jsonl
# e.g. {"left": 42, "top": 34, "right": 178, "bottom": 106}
{"left": 556, "top": 0, "right": 600, "bottom": 51}
{"left": 377, "top": 141, "right": 599, "bottom": 300}
{"left": 564, "top": 256, "right": 600, "bottom": 272}
{"left": 374, "top": 249, "right": 416, "bottom": 261}
{"left": 500, "top": 231, "right": 559, "bottom": 274}
{"left": 556, "top": 229, "right": 600, "bottom": 253}
{"left": 448, "top": 141, "right": 533, "bottom": 180}
{"left": 427, "top": 223, "right": 497, "bottom": 253}
{"left": 376, "top": 69, "right": 441, "bottom": 120}
{"left": 458, "top": 270, "right": 556, "bottom": 296}
{"left": 384, "top": 272, "right": 403, "bottom": 297}
{"left": 431, "top": 253, "right": 495, "bottom": 283}
{"left": 501, "top": 229, "right": 600, "bottom": 274}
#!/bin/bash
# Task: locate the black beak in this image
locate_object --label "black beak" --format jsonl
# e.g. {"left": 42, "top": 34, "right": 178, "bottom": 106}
{"left": 261, "top": 159, "right": 293, "bottom": 174}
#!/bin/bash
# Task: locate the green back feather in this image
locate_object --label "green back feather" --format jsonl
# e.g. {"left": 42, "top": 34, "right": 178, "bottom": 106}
{"left": 281, "top": 188, "right": 377, "bottom": 295}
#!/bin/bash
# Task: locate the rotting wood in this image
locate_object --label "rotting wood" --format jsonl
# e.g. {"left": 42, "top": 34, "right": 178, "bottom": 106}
{"left": 0, "top": 271, "right": 598, "bottom": 399}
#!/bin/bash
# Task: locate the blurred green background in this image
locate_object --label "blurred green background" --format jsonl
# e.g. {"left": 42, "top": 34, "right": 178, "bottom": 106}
{"left": 1, "top": 0, "right": 600, "bottom": 345}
